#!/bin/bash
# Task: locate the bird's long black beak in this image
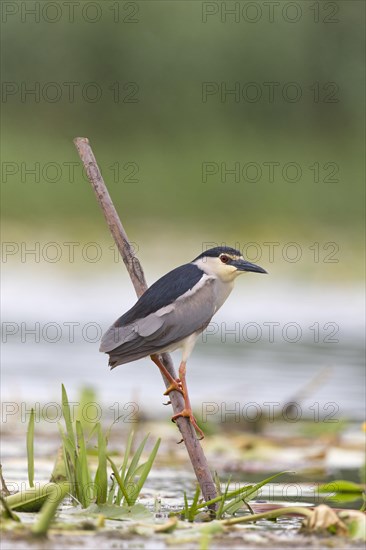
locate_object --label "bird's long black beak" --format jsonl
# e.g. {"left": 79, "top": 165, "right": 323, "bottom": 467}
{"left": 232, "top": 259, "right": 267, "bottom": 274}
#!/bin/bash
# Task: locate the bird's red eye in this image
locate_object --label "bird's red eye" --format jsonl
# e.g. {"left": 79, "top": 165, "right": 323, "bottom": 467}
{"left": 220, "top": 255, "right": 229, "bottom": 263}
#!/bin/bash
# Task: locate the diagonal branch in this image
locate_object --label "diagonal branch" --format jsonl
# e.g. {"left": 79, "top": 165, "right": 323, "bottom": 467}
{"left": 73, "top": 137, "right": 217, "bottom": 507}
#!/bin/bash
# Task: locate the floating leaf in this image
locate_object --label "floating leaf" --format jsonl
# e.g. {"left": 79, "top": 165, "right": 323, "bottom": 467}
{"left": 154, "top": 516, "right": 178, "bottom": 533}
{"left": 319, "top": 480, "right": 364, "bottom": 494}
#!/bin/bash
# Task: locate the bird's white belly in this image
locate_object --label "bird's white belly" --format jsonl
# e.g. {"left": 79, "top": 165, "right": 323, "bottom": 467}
{"left": 157, "top": 332, "right": 199, "bottom": 361}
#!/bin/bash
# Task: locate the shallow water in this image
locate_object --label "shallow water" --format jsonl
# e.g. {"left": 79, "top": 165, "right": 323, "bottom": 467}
{"left": 2, "top": 271, "right": 365, "bottom": 422}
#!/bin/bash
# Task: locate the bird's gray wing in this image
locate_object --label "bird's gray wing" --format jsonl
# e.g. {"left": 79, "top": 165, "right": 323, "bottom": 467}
{"left": 99, "top": 304, "right": 174, "bottom": 353}
{"left": 101, "top": 276, "right": 218, "bottom": 366}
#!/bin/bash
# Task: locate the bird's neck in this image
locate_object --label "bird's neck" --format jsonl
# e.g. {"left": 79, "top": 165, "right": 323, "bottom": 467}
{"left": 213, "top": 278, "right": 235, "bottom": 313}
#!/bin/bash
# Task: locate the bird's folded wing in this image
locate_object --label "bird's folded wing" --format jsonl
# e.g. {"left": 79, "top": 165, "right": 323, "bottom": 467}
{"left": 99, "top": 305, "right": 173, "bottom": 352}
{"left": 100, "top": 277, "right": 217, "bottom": 356}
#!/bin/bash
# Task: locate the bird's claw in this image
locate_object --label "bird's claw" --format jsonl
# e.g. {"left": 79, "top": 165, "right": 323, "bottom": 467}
{"left": 171, "top": 408, "right": 205, "bottom": 440}
{"left": 163, "top": 400, "right": 171, "bottom": 406}
{"left": 163, "top": 379, "right": 183, "bottom": 396}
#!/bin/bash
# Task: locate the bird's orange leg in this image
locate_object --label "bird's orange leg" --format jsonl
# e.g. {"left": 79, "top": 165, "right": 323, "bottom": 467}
{"left": 171, "top": 361, "right": 205, "bottom": 440}
{"left": 150, "top": 354, "right": 183, "bottom": 395}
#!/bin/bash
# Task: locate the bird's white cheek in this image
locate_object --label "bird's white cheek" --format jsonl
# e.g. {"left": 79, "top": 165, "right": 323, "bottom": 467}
{"left": 219, "top": 265, "right": 238, "bottom": 282}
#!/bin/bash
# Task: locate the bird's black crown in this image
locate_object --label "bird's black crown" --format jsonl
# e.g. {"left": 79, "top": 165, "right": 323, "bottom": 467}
{"left": 193, "top": 246, "right": 242, "bottom": 261}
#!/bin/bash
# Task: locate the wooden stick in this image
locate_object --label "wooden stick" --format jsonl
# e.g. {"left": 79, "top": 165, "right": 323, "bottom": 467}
{"left": 74, "top": 137, "right": 217, "bottom": 507}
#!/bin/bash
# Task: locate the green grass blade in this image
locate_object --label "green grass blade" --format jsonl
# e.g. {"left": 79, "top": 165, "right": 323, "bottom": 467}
{"left": 75, "top": 420, "right": 92, "bottom": 507}
{"left": 94, "top": 423, "right": 108, "bottom": 505}
{"left": 76, "top": 386, "right": 97, "bottom": 436}
{"left": 26, "top": 408, "right": 35, "bottom": 487}
{"left": 58, "top": 424, "right": 76, "bottom": 489}
{"left": 188, "top": 471, "right": 290, "bottom": 516}
{"left": 188, "top": 484, "right": 253, "bottom": 514}
{"left": 107, "top": 456, "right": 132, "bottom": 506}
{"left": 74, "top": 460, "right": 84, "bottom": 505}
{"left": 132, "top": 462, "right": 146, "bottom": 476}
{"left": 214, "top": 471, "right": 222, "bottom": 497}
{"left": 188, "top": 484, "right": 201, "bottom": 522}
{"left": 115, "top": 429, "right": 135, "bottom": 504}
{"left": 107, "top": 479, "right": 116, "bottom": 504}
{"left": 50, "top": 447, "right": 67, "bottom": 483}
{"left": 85, "top": 421, "right": 99, "bottom": 444}
{"left": 61, "top": 384, "right": 75, "bottom": 448}
{"left": 222, "top": 472, "right": 290, "bottom": 515}
{"left": 183, "top": 491, "right": 189, "bottom": 520}
{"left": 124, "top": 434, "right": 149, "bottom": 485}
{"left": 0, "top": 495, "right": 20, "bottom": 522}
{"left": 0, "top": 465, "right": 10, "bottom": 497}
{"left": 121, "top": 429, "right": 134, "bottom": 480}
{"left": 222, "top": 494, "right": 248, "bottom": 516}
{"left": 5, "top": 486, "right": 49, "bottom": 512}
{"left": 128, "top": 438, "right": 161, "bottom": 505}
{"left": 216, "top": 476, "right": 231, "bottom": 519}
{"left": 31, "top": 482, "right": 70, "bottom": 536}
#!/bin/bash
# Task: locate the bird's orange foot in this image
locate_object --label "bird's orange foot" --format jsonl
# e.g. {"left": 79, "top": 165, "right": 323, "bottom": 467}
{"left": 163, "top": 378, "right": 183, "bottom": 396}
{"left": 171, "top": 408, "right": 205, "bottom": 440}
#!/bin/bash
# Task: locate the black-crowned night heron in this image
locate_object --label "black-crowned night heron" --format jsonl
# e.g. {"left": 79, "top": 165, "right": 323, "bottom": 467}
{"left": 100, "top": 246, "right": 267, "bottom": 438}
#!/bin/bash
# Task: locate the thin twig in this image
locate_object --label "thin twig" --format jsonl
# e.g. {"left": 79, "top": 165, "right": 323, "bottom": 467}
{"left": 73, "top": 137, "right": 217, "bottom": 507}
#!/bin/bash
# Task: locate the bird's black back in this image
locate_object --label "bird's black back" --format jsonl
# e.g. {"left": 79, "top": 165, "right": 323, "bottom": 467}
{"left": 115, "top": 262, "right": 204, "bottom": 326}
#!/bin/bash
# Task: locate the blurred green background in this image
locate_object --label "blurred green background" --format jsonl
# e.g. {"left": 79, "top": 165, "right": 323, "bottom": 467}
{"left": 1, "top": 1, "right": 365, "bottom": 420}
{"left": 1, "top": 0, "right": 365, "bottom": 274}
